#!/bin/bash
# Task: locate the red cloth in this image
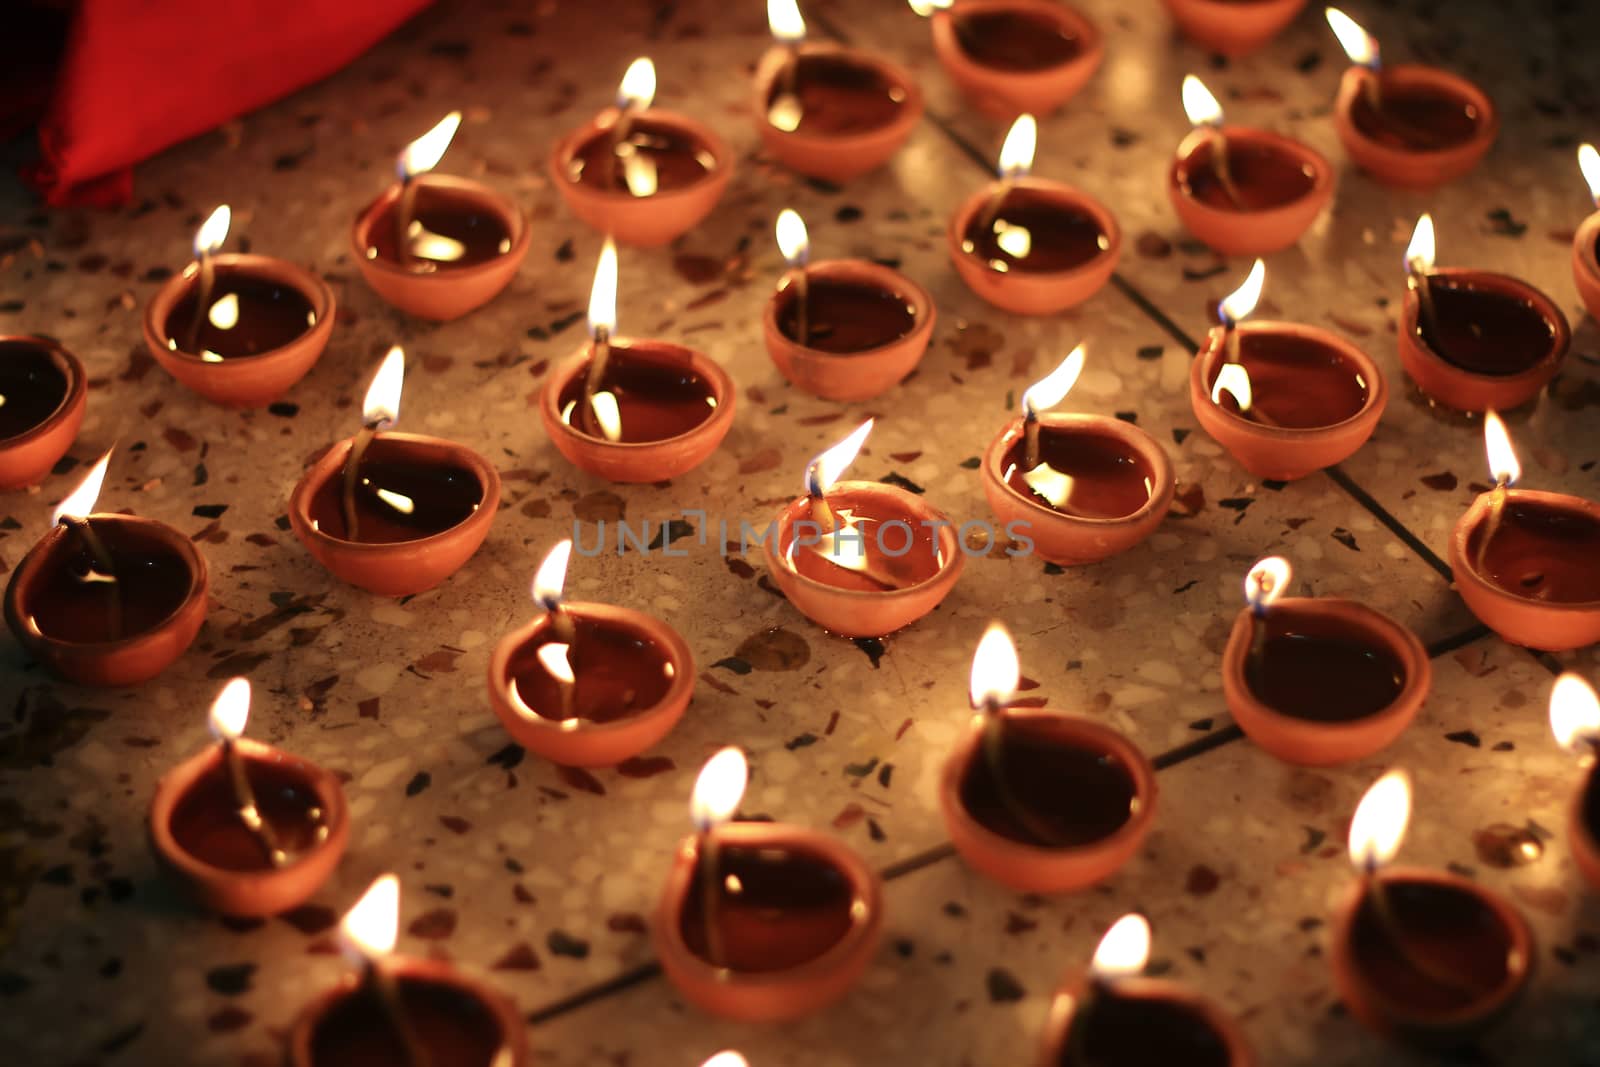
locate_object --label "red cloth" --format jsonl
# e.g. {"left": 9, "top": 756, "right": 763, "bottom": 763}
{"left": 20, "top": 0, "right": 431, "bottom": 207}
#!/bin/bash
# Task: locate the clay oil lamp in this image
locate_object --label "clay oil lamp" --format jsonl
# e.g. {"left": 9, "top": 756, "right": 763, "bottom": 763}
{"left": 1449, "top": 413, "right": 1600, "bottom": 651}
{"left": 1325, "top": 7, "right": 1497, "bottom": 189}
{"left": 909, "top": 0, "right": 1103, "bottom": 119}
{"left": 148, "top": 678, "right": 348, "bottom": 917}
{"left": 1569, "top": 144, "right": 1600, "bottom": 322}
{"left": 948, "top": 114, "right": 1121, "bottom": 315}
{"left": 290, "top": 346, "right": 501, "bottom": 597}
{"left": 763, "top": 208, "right": 936, "bottom": 402}
{"left": 1169, "top": 75, "right": 1332, "bottom": 256}
{"left": 0, "top": 334, "right": 87, "bottom": 489}
{"left": 653, "top": 747, "right": 884, "bottom": 1023}
{"left": 1398, "top": 214, "right": 1569, "bottom": 413}
{"left": 1331, "top": 770, "right": 1533, "bottom": 1046}
{"left": 487, "top": 539, "right": 694, "bottom": 768}
{"left": 981, "top": 344, "right": 1174, "bottom": 566}
{"left": 761, "top": 418, "right": 963, "bottom": 637}
{"left": 4, "top": 449, "right": 207, "bottom": 687}
{"left": 754, "top": 0, "right": 923, "bottom": 183}
{"left": 352, "top": 112, "right": 530, "bottom": 321}
{"left": 940, "top": 623, "right": 1157, "bottom": 894}
{"left": 144, "top": 204, "right": 334, "bottom": 408}
{"left": 1221, "top": 556, "right": 1429, "bottom": 767}
{"left": 1037, "top": 914, "right": 1253, "bottom": 1066}
{"left": 1550, "top": 674, "right": 1600, "bottom": 891}
{"left": 551, "top": 57, "right": 733, "bottom": 248}
{"left": 1161, "top": 0, "right": 1307, "bottom": 57}
{"left": 287, "top": 875, "right": 528, "bottom": 1067}
{"left": 541, "top": 239, "right": 736, "bottom": 483}
{"left": 1192, "top": 259, "right": 1385, "bottom": 480}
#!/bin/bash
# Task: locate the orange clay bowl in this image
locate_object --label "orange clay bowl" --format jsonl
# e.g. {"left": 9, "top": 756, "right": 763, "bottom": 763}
{"left": 351, "top": 173, "right": 530, "bottom": 321}
{"left": 981, "top": 413, "right": 1175, "bottom": 566}
{"left": 1169, "top": 126, "right": 1333, "bottom": 256}
{"left": 930, "top": 0, "right": 1103, "bottom": 119}
{"left": 1568, "top": 765, "right": 1600, "bottom": 892}
{"left": 143, "top": 254, "right": 334, "bottom": 408}
{"left": 1221, "top": 598, "right": 1430, "bottom": 766}
{"left": 549, "top": 108, "right": 733, "bottom": 248}
{"left": 148, "top": 737, "right": 349, "bottom": 918}
{"left": 289, "top": 432, "right": 501, "bottom": 598}
{"left": 762, "top": 481, "right": 964, "bottom": 638}
{"left": 486, "top": 602, "right": 694, "bottom": 768}
{"left": 1398, "top": 269, "right": 1568, "bottom": 413}
{"left": 948, "top": 177, "right": 1121, "bottom": 315}
{"left": 1161, "top": 0, "right": 1307, "bottom": 57}
{"left": 762, "top": 259, "right": 936, "bottom": 402}
{"left": 1035, "top": 971, "right": 1255, "bottom": 1066}
{"left": 751, "top": 44, "right": 923, "bottom": 183}
{"left": 1334, "top": 65, "right": 1498, "bottom": 189}
{"left": 0, "top": 335, "right": 87, "bottom": 489}
{"left": 4, "top": 516, "right": 208, "bottom": 687}
{"left": 653, "top": 821, "right": 884, "bottom": 1023}
{"left": 939, "top": 710, "right": 1157, "bottom": 893}
{"left": 1449, "top": 488, "right": 1600, "bottom": 652}
{"left": 1191, "top": 321, "right": 1386, "bottom": 481}
{"left": 1571, "top": 210, "right": 1600, "bottom": 323}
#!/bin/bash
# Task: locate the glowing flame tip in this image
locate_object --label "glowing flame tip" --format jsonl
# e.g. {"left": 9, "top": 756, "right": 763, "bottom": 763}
{"left": 1551, "top": 673, "right": 1600, "bottom": 752}
{"left": 618, "top": 57, "right": 657, "bottom": 111}
{"left": 207, "top": 678, "right": 252, "bottom": 743}
{"left": 907, "top": 0, "right": 952, "bottom": 14}
{"left": 532, "top": 540, "right": 573, "bottom": 609}
{"left": 340, "top": 874, "right": 400, "bottom": 960}
{"left": 1579, "top": 144, "right": 1600, "bottom": 206}
{"left": 768, "top": 0, "right": 805, "bottom": 44}
{"left": 1349, "top": 769, "right": 1410, "bottom": 872}
{"left": 1244, "top": 556, "right": 1291, "bottom": 613}
{"left": 1021, "top": 344, "right": 1085, "bottom": 417}
{"left": 807, "top": 418, "right": 874, "bottom": 497}
{"left": 1091, "top": 914, "right": 1151, "bottom": 980}
{"left": 969, "top": 622, "right": 1020, "bottom": 710}
{"left": 1220, "top": 259, "right": 1265, "bottom": 326}
{"left": 588, "top": 238, "right": 619, "bottom": 338}
{"left": 701, "top": 1055, "right": 750, "bottom": 1067}
{"left": 1181, "top": 75, "right": 1223, "bottom": 128}
{"left": 194, "top": 205, "right": 231, "bottom": 258}
{"left": 399, "top": 112, "right": 461, "bottom": 180}
{"left": 52, "top": 448, "right": 113, "bottom": 525}
{"left": 1405, "top": 213, "right": 1436, "bottom": 276}
{"left": 363, "top": 346, "right": 404, "bottom": 427}
{"left": 1482, "top": 411, "right": 1520, "bottom": 487}
{"left": 691, "top": 747, "right": 748, "bottom": 830}
{"left": 776, "top": 209, "right": 809, "bottom": 267}
{"left": 997, "top": 114, "right": 1037, "bottom": 181}
{"left": 1325, "top": 7, "right": 1378, "bottom": 68}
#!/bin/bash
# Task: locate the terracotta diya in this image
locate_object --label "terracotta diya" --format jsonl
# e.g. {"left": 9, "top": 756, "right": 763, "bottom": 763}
{"left": 1398, "top": 214, "right": 1568, "bottom": 413}
{"left": 1570, "top": 144, "right": 1600, "bottom": 322}
{"left": 148, "top": 678, "right": 347, "bottom": 917}
{"left": 1549, "top": 674, "right": 1600, "bottom": 891}
{"left": 551, "top": 57, "right": 733, "bottom": 248}
{"left": 1193, "top": 259, "right": 1386, "bottom": 480}
{"left": 4, "top": 449, "right": 207, "bottom": 687}
{"left": 949, "top": 114, "right": 1121, "bottom": 315}
{"left": 764, "top": 208, "right": 936, "bottom": 402}
{"left": 1449, "top": 413, "right": 1600, "bottom": 651}
{"left": 761, "top": 419, "right": 964, "bottom": 637}
{"left": 1037, "top": 914, "right": 1253, "bottom": 1066}
{"left": 1325, "top": 8, "right": 1497, "bottom": 189}
{"left": 911, "top": 0, "right": 1103, "bottom": 119}
{"left": 290, "top": 346, "right": 501, "bottom": 597}
{"left": 1222, "top": 556, "right": 1429, "bottom": 767}
{"left": 541, "top": 239, "right": 735, "bottom": 483}
{"left": 654, "top": 748, "right": 883, "bottom": 1023}
{"left": 982, "top": 344, "right": 1174, "bottom": 566}
{"left": 1331, "top": 771, "right": 1533, "bottom": 1047}
{"left": 352, "top": 112, "right": 530, "bottom": 321}
{"left": 941, "top": 624, "right": 1157, "bottom": 893}
{"left": 1162, "top": 0, "right": 1307, "bottom": 57}
{"left": 487, "top": 539, "right": 694, "bottom": 768}
{"left": 144, "top": 204, "right": 334, "bottom": 408}
{"left": 755, "top": 0, "right": 923, "bottom": 183}
{"left": 0, "top": 334, "right": 87, "bottom": 490}
{"left": 1170, "top": 75, "right": 1333, "bottom": 256}
{"left": 287, "top": 875, "right": 528, "bottom": 1067}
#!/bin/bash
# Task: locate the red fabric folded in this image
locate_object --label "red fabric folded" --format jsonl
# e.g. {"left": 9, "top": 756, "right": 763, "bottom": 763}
{"left": 20, "top": 0, "right": 432, "bottom": 207}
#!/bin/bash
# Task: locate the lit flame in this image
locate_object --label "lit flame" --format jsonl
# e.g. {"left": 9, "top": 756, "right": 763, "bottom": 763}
{"left": 207, "top": 677, "right": 251, "bottom": 743}
{"left": 701, "top": 1055, "right": 749, "bottom": 1067}
{"left": 1244, "top": 556, "right": 1292, "bottom": 614}
{"left": 776, "top": 208, "right": 809, "bottom": 269}
{"left": 907, "top": 0, "right": 952, "bottom": 14}
{"left": 208, "top": 292, "right": 239, "bottom": 331}
{"left": 1550, "top": 673, "right": 1600, "bottom": 753}
{"left": 1211, "top": 362, "right": 1253, "bottom": 412}
{"left": 997, "top": 114, "right": 1037, "bottom": 182}
{"left": 1181, "top": 75, "right": 1223, "bottom": 129}
{"left": 1483, "top": 411, "right": 1521, "bottom": 487}
{"left": 1325, "top": 7, "right": 1379, "bottom": 68}
{"left": 767, "top": 0, "right": 805, "bottom": 45}
{"left": 1405, "top": 213, "right": 1435, "bottom": 276}
{"left": 805, "top": 418, "right": 874, "bottom": 497}
{"left": 52, "top": 448, "right": 113, "bottom": 525}
{"left": 968, "top": 622, "right": 1020, "bottom": 711}
{"left": 588, "top": 237, "right": 618, "bottom": 339}
{"left": 339, "top": 874, "right": 400, "bottom": 961}
{"left": 1348, "top": 769, "right": 1410, "bottom": 872}
{"left": 1021, "top": 344, "right": 1085, "bottom": 418}
{"left": 532, "top": 539, "right": 573, "bottom": 610}
{"left": 590, "top": 391, "right": 623, "bottom": 442}
{"left": 1580, "top": 144, "right": 1600, "bottom": 206}
{"left": 617, "top": 57, "right": 657, "bottom": 111}
{"left": 537, "top": 642, "right": 575, "bottom": 685}
{"left": 398, "top": 111, "right": 461, "bottom": 180}
{"left": 363, "top": 345, "right": 404, "bottom": 428}
{"left": 194, "top": 204, "right": 231, "bottom": 259}
{"left": 691, "top": 746, "right": 748, "bottom": 831}
{"left": 1091, "top": 914, "right": 1152, "bottom": 980}
{"left": 1219, "top": 258, "right": 1265, "bottom": 326}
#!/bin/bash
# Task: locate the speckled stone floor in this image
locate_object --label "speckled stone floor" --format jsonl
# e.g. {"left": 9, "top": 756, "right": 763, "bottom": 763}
{"left": 0, "top": 1, "right": 1597, "bottom": 1064}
